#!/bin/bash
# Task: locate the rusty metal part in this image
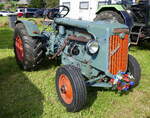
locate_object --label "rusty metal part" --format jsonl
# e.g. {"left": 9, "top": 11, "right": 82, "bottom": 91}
{"left": 49, "top": 39, "right": 68, "bottom": 60}
{"left": 113, "top": 28, "right": 129, "bottom": 34}
{"left": 68, "top": 35, "right": 91, "bottom": 43}
{"left": 78, "top": 30, "right": 92, "bottom": 36}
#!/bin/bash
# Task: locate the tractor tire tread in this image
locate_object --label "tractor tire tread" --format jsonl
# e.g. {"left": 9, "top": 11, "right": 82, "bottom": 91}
{"left": 128, "top": 54, "right": 141, "bottom": 86}
{"left": 13, "top": 23, "right": 44, "bottom": 71}
{"left": 56, "top": 65, "right": 87, "bottom": 112}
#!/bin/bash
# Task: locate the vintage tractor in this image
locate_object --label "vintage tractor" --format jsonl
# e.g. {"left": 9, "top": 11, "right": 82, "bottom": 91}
{"left": 95, "top": 0, "right": 150, "bottom": 45}
{"left": 13, "top": 5, "right": 141, "bottom": 112}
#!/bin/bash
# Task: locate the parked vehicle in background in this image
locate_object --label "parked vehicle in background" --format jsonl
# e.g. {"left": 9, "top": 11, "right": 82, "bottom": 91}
{"left": 16, "top": 7, "right": 25, "bottom": 13}
{"left": 33, "top": 8, "right": 59, "bottom": 18}
{"left": 0, "top": 11, "right": 14, "bottom": 16}
{"left": 17, "top": 12, "right": 24, "bottom": 17}
{"left": 16, "top": 7, "right": 39, "bottom": 18}
{"left": 24, "top": 8, "right": 39, "bottom": 18}
{"left": 16, "top": 7, "right": 25, "bottom": 17}
{"left": 33, "top": 9, "right": 45, "bottom": 18}
{"left": 43, "top": 8, "right": 59, "bottom": 19}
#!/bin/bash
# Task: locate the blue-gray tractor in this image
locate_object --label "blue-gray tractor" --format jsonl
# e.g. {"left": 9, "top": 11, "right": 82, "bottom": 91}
{"left": 13, "top": 5, "right": 141, "bottom": 112}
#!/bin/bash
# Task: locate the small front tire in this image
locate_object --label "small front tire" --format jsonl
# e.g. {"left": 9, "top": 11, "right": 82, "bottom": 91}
{"left": 127, "top": 54, "right": 141, "bottom": 86}
{"left": 56, "top": 65, "right": 87, "bottom": 112}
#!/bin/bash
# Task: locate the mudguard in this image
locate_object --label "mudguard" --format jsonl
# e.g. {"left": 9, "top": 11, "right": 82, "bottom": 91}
{"left": 120, "top": 11, "right": 134, "bottom": 29}
{"left": 96, "top": 5, "right": 134, "bottom": 28}
{"left": 96, "top": 5, "right": 125, "bottom": 14}
{"left": 15, "top": 20, "right": 42, "bottom": 37}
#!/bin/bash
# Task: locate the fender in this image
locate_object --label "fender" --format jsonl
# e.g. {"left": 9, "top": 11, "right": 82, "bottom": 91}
{"left": 96, "top": 5, "right": 125, "bottom": 14}
{"left": 96, "top": 5, "right": 134, "bottom": 28}
{"left": 15, "top": 20, "right": 42, "bottom": 37}
{"left": 120, "top": 11, "right": 134, "bottom": 29}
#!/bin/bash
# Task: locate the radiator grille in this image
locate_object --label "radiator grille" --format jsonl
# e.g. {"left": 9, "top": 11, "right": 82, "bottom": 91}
{"left": 109, "top": 35, "right": 129, "bottom": 75}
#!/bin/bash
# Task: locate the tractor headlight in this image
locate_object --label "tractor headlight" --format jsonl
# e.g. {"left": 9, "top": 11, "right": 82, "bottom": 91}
{"left": 86, "top": 40, "right": 99, "bottom": 54}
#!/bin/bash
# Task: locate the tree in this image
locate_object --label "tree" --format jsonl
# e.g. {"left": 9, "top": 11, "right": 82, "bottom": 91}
{"left": 29, "top": 0, "right": 45, "bottom": 8}
{"left": 45, "top": 0, "right": 59, "bottom": 8}
{"left": 29, "top": 0, "right": 59, "bottom": 8}
{"left": 0, "top": 4, "right": 4, "bottom": 10}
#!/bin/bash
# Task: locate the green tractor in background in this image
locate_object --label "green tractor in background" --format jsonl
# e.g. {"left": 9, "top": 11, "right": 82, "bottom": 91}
{"left": 95, "top": 0, "right": 150, "bottom": 45}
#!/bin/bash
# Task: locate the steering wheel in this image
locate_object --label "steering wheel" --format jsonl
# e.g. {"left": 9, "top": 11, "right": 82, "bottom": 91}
{"left": 47, "top": 5, "right": 70, "bottom": 19}
{"left": 56, "top": 5, "right": 70, "bottom": 18}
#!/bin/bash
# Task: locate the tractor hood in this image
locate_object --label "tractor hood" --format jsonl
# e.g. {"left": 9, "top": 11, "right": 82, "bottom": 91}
{"left": 54, "top": 18, "right": 128, "bottom": 39}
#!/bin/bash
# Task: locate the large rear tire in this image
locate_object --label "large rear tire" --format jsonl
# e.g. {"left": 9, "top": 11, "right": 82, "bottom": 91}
{"left": 56, "top": 65, "right": 87, "bottom": 112}
{"left": 94, "top": 10, "right": 124, "bottom": 24}
{"left": 127, "top": 54, "right": 141, "bottom": 86}
{"left": 13, "top": 23, "right": 44, "bottom": 71}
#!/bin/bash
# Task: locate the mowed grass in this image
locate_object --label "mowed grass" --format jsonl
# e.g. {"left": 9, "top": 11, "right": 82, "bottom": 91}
{"left": 0, "top": 17, "right": 150, "bottom": 118}
{"left": 0, "top": 17, "right": 44, "bottom": 28}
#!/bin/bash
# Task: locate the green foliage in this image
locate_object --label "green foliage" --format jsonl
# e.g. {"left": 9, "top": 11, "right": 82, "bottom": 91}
{"left": 29, "top": 0, "right": 59, "bottom": 8}
{"left": 9, "top": 1, "right": 17, "bottom": 11}
{"left": 10, "top": 2, "right": 16, "bottom": 8}
{"left": 29, "top": 0, "right": 45, "bottom": 8}
{"left": 45, "top": 0, "right": 59, "bottom": 8}
{"left": 0, "top": 4, "right": 4, "bottom": 10}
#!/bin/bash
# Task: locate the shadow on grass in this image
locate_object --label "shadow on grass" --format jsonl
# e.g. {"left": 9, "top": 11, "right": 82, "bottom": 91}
{"left": 0, "top": 57, "right": 44, "bottom": 118}
{"left": 85, "top": 87, "right": 117, "bottom": 110}
{"left": 39, "top": 58, "right": 60, "bottom": 71}
{"left": 84, "top": 87, "right": 98, "bottom": 109}
{"left": 129, "top": 40, "right": 150, "bottom": 51}
{"left": 137, "top": 41, "right": 150, "bottom": 50}
{"left": 85, "top": 85, "right": 135, "bottom": 109}
{"left": 0, "top": 27, "right": 13, "bottom": 49}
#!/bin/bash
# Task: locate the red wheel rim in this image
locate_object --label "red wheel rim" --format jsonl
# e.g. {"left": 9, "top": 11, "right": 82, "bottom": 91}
{"left": 15, "top": 36, "right": 24, "bottom": 61}
{"left": 59, "top": 74, "right": 73, "bottom": 104}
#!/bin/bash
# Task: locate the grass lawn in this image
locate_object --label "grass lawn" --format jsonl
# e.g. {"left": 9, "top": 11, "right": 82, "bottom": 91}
{"left": 0, "top": 17, "right": 150, "bottom": 118}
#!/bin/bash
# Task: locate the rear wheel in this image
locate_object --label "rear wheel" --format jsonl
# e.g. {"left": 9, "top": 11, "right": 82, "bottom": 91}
{"left": 56, "top": 65, "right": 87, "bottom": 112}
{"left": 13, "top": 23, "right": 44, "bottom": 70}
{"left": 127, "top": 54, "right": 141, "bottom": 86}
{"left": 94, "top": 10, "right": 124, "bottom": 24}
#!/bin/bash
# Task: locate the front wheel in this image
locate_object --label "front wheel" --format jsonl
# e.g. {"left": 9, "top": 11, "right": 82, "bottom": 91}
{"left": 56, "top": 65, "right": 87, "bottom": 112}
{"left": 127, "top": 54, "right": 141, "bottom": 86}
